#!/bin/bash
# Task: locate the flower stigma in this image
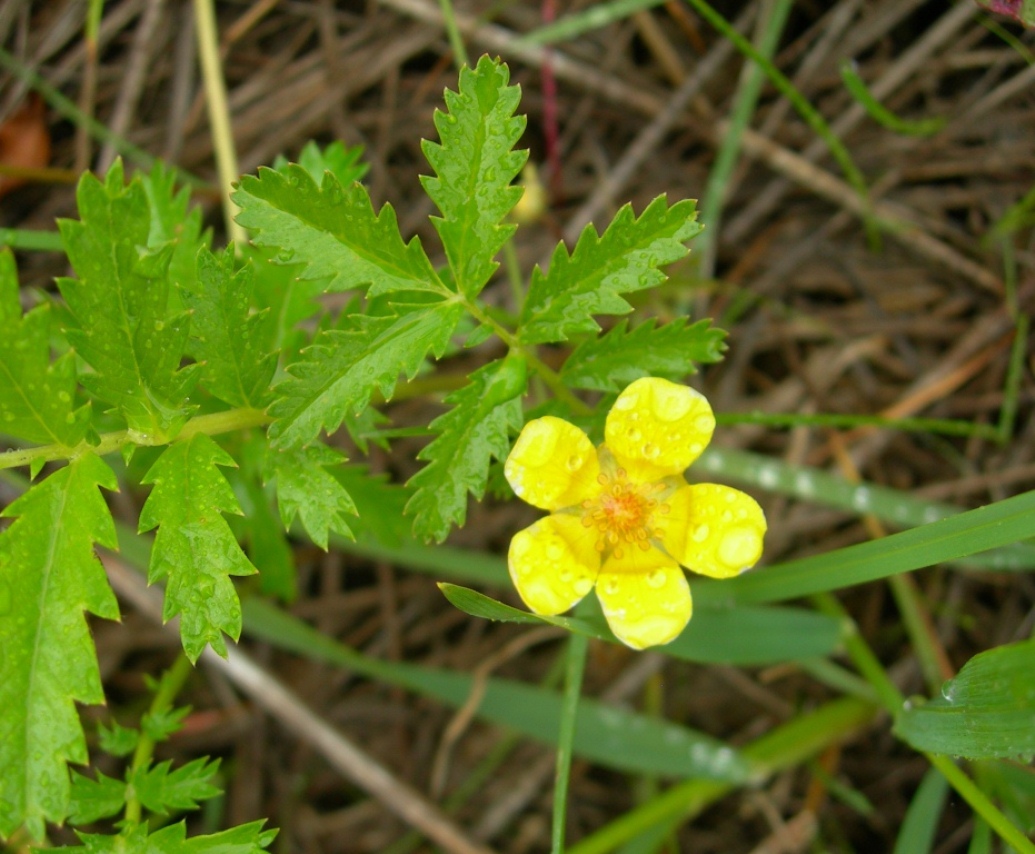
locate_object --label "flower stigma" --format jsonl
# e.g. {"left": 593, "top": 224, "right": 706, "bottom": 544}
{"left": 578, "top": 449, "right": 673, "bottom": 560}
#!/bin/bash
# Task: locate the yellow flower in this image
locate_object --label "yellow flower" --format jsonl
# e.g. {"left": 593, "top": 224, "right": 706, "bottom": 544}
{"left": 504, "top": 377, "right": 766, "bottom": 650}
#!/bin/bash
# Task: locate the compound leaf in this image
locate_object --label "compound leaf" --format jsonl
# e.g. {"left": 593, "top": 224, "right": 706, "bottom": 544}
{"left": 519, "top": 196, "right": 702, "bottom": 344}
{"left": 274, "top": 140, "right": 369, "bottom": 187}
{"left": 406, "top": 356, "right": 527, "bottom": 542}
{"left": 55, "top": 820, "right": 276, "bottom": 853}
{"left": 57, "top": 162, "right": 197, "bottom": 437}
{"left": 138, "top": 434, "right": 257, "bottom": 662}
{"left": 67, "top": 770, "right": 126, "bottom": 824}
{"left": 233, "top": 165, "right": 444, "bottom": 297}
{"left": 266, "top": 443, "right": 357, "bottom": 548}
{"left": 139, "top": 161, "right": 209, "bottom": 314}
{"left": 0, "top": 249, "right": 90, "bottom": 446}
{"left": 420, "top": 54, "right": 527, "bottom": 298}
{"left": 0, "top": 454, "right": 119, "bottom": 840}
{"left": 183, "top": 248, "right": 277, "bottom": 408}
{"left": 131, "top": 757, "right": 222, "bottom": 816}
{"left": 561, "top": 317, "right": 726, "bottom": 391}
{"left": 268, "top": 300, "right": 462, "bottom": 449}
{"left": 895, "top": 638, "right": 1035, "bottom": 761}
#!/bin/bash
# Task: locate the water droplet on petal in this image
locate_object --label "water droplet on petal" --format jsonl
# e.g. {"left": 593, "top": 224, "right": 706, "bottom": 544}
{"left": 642, "top": 443, "right": 659, "bottom": 460}
{"left": 691, "top": 524, "right": 710, "bottom": 543}
{"left": 646, "top": 568, "right": 667, "bottom": 588}
{"left": 515, "top": 421, "right": 558, "bottom": 466}
{"left": 718, "top": 526, "right": 762, "bottom": 570}
{"left": 574, "top": 577, "right": 593, "bottom": 596}
{"left": 651, "top": 383, "right": 694, "bottom": 422}
{"left": 566, "top": 454, "right": 583, "bottom": 472}
{"left": 614, "top": 393, "right": 637, "bottom": 411}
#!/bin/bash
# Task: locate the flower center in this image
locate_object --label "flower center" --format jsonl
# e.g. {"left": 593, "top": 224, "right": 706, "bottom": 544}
{"left": 580, "top": 461, "right": 669, "bottom": 559}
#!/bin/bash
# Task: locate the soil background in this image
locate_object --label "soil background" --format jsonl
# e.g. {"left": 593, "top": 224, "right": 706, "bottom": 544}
{"left": 2, "top": 1, "right": 1035, "bottom": 852}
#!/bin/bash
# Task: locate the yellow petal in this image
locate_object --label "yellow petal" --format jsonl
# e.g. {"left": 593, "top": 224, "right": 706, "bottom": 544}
{"left": 604, "top": 378, "right": 715, "bottom": 481}
{"left": 662, "top": 484, "right": 766, "bottom": 579}
{"left": 505, "top": 416, "right": 601, "bottom": 511}
{"left": 595, "top": 550, "right": 692, "bottom": 649}
{"left": 508, "top": 513, "right": 601, "bottom": 615}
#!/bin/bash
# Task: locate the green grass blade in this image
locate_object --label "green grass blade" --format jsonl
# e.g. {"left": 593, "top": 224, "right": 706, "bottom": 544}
{"left": 241, "top": 598, "right": 751, "bottom": 782}
{"left": 515, "top": 0, "right": 666, "bottom": 45}
{"left": 553, "top": 628, "right": 589, "bottom": 854}
{"left": 894, "top": 638, "right": 1035, "bottom": 761}
{"left": 567, "top": 698, "right": 876, "bottom": 854}
{"left": 698, "top": 447, "right": 1035, "bottom": 571}
{"left": 840, "top": 61, "right": 947, "bottom": 137}
{"left": 893, "top": 767, "right": 949, "bottom": 854}
{"left": 440, "top": 583, "right": 845, "bottom": 664}
{"left": 698, "top": 488, "right": 1035, "bottom": 606}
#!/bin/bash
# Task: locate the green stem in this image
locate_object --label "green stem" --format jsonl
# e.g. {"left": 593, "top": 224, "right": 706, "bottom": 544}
{"left": 460, "top": 296, "right": 593, "bottom": 416}
{"left": 811, "top": 593, "right": 904, "bottom": 710}
{"left": 0, "top": 229, "right": 65, "bottom": 252}
{"left": 928, "top": 755, "right": 1035, "bottom": 854}
{"left": 0, "top": 407, "right": 271, "bottom": 471}
{"left": 553, "top": 629, "right": 589, "bottom": 854}
{"left": 502, "top": 239, "right": 525, "bottom": 314}
{"left": 697, "top": 0, "right": 793, "bottom": 277}
{"left": 998, "top": 311, "right": 1028, "bottom": 443}
{"left": 123, "top": 654, "right": 194, "bottom": 825}
{"left": 886, "top": 574, "right": 948, "bottom": 693}
{"left": 437, "top": 0, "right": 471, "bottom": 69}
{"left": 193, "top": 0, "right": 246, "bottom": 246}
{"left": 682, "top": 0, "right": 874, "bottom": 236}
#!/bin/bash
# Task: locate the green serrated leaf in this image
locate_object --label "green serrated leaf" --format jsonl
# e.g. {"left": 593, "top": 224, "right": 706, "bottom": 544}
{"left": 97, "top": 720, "right": 139, "bottom": 757}
{"left": 420, "top": 55, "right": 527, "bottom": 298}
{"left": 519, "top": 196, "right": 703, "bottom": 344}
{"left": 0, "top": 249, "right": 90, "bottom": 446}
{"left": 247, "top": 246, "right": 327, "bottom": 365}
{"left": 894, "top": 638, "right": 1035, "bottom": 761}
{"left": 233, "top": 165, "right": 445, "bottom": 296}
{"left": 55, "top": 819, "right": 276, "bottom": 853}
{"left": 139, "top": 161, "right": 210, "bottom": 315}
{"left": 561, "top": 317, "right": 726, "bottom": 391}
{"left": 266, "top": 443, "right": 357, "bottom": 549}
{"left": 184, "top": 248, "right": 277, "bottom": 408}
{"left": 138, "top": 434, "right": 257, "bottom": 662}
{"left": 131, "top": 757, "right": 222, "bottom": 816}
{"left": 0, "top": 454, "right": 119, "bottom": 840}
{"left": 141, "top": 705, "right": 189, "bottom": 744}
{"left": 57, "top": 162, "right": 198, "bottom": 436}
{"left": 267, "top": 300, "right": 462, "bottom": 448}
{"left": 274, "top": 140, "right": 369, "bottom": 187}
{"left": 67, "top": 770, "right": 126, "bottom": 824}
{"left": 406, "top": 356, "right": 527, "bottom": 542}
